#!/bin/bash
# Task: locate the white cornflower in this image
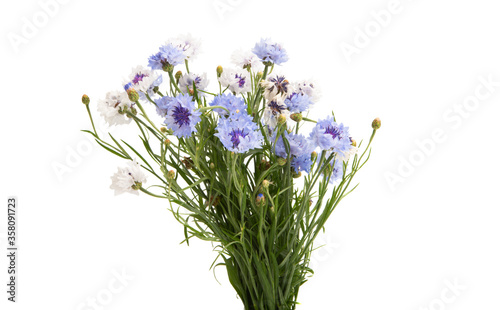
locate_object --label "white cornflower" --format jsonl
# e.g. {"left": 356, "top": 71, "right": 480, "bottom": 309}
{"left": 262, "top": 99, "right": 291, "bottom": 129}
{"left": 110, "top": 160, "right": 148, "bottom": 195}
{"left": 97, "top": 91, "right": 133, "bottom": 126}
{"left": 231, "top": 49, "right": 264, "bottom": 71}
{"left": 260, "top": 75, "right": 292, "bottom": 101}
{"left": 170, "top": 34, "right": 202, "bottom": 61}
{"left": 123, "top": 66, "right": 159, "bottom": 93}
{"left": 293, "top": 80, "right": 321, "bottom": 103}
{"left": 179, "top": 72, "right": 209, "bottom": 95}
{"left": 218, "top": 69, "right": 252, "bottom": 94}
{"left": 335, "top": 146, "right": 359, "bottom": 163}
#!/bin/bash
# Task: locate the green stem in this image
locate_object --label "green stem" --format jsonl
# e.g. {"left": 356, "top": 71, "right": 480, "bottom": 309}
{"left": 85, "top": 104, "right": 99, "bottom": 138}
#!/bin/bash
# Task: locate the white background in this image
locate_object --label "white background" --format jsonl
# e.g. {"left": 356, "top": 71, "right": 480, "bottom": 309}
{"left": 1, "top": 0, "right": 499, "bottom": 309}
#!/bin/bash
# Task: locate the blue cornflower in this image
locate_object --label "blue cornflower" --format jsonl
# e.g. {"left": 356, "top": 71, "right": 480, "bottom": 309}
{"left": 215, "top": 114, "right": 263, "bottom": 153}
{"left": 209, "top": 94, "right": 247, "bottom": 117}
{"left": 162, "top": 94, "right": 201, "bottom": 138}
{"left": 323, "top": 158, "right": 344, "bottom": 184}
{"left": 274, "top": 132, "right": 314, "bottom": 173}
{"left": 148, "top": 44, "right": 186, "bottom": 71}
{"left": 310, "top": 116, "right": 353, "bottom": 155}
{"left": 146, "top": 75, "right": 163, "bottom": 98}
{"left": 284, "top": 93, "right": 314, "bottom": 113}
{"left": 154, "top": 95, "right": 173, "bottom": 117}
{"left": 252, "top": 39, "right": 289, "bottom": 65}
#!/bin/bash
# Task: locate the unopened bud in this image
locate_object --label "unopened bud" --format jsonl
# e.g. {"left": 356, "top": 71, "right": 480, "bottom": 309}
{"left": 164, "top": 138, "right": 171, "bottom": 145}
{"left": 311, "top": 151, "right": 318, "bottom": 161}
{"left": 160, "top": 127, "right": 168, "bottom": 133}
{"left": 126, "top": 88, "right": 140, "bottom": 102}
{"left": 163, "top": 63, "right": 174, "bottom": 72}
{"left": 277, "top": 157, "right": 287, "bottom": 166}
{"left": 175, "top": 71, "right": 183, "bottom": 81}
{"left": 277, "top": 114, "right": 287, "bottom": 125}
{"left": 82, "top": 94, "right": 90, "bottom": 105}
{"left": 372, "top": 118, "right": 381, "bottom": 130}
{"left": 292, "top": 171, "right": 302, "bottom": 178}
{"left": 210, "top": 163, "right": 215, "bottom": 170}
{"left": 350, "top": 138, "right": 357, "bottom": 147}
{"left": 262, "top": 180, "right": 270, "bottom": 188}
{"left": 188, "top": 88, "right": 195, "bottom": 95}
{"left": 256, "top": 193, "right": 265, "bottom": 206}
{"left": 216, "top": 66, "right": 223, "bottom": 77}
{"left": 290, "top": 113, "right": 302, "bottom": 123}
{"left": 166, "top": 170, "right": 176, "bottom": 180}
{"left": 256, "top": 71, "right": 263, "bottom": 79}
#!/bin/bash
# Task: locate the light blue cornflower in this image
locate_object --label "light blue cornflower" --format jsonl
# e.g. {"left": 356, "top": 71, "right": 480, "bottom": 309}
{"left": 148, "top": 44, "right": 186, "bottom": 71}
{"left": 215, "top": 114, "right": 263, "bottom": 153}
{"left": 252, "top": 39, "right": 289, "bottom": 65}
{"left": 284, "top": 93, "right": 314, "bottom": 113}
{"left": 310, "top": 116, "right": 353, "bottom": 155}
{"left": 162, "top": 94, "right": 201, "bottom": 138}
{"left": 209, "top": 94, "right": 247, "bottom": 117}
{"left": 274, "top": 132, "right": 314, "bottom": 173}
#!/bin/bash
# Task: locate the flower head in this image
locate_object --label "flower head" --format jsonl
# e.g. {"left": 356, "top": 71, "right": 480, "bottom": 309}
{"left": 231, "top": 49, "right": 264, "bottom": 71}
{"left": 110, "top": 159, "right": 147, "bottom": 195}
{"left": 179, "top": 72, "right": 208, "bottom": 95}
{"left": 262, "top": 99, "right": 290, "bottom": 129}
{"left": 284, "top": 92, "right": 314, "bottom": 114}
{"left": 219, "top": 69, "right": 252, "bottom": 94}
{"left": 293, "top": 80, "right": 321, "bottom": 103}
{"left": 123, "top": 66, "right": 159, "bottom": 95}
{"left": 274, "top": 132, "right": 315, "bottom": 173}
{"left": 252, "top": 39, "right": 289, "bottom": 65}
{"left": 163, "top": 94, "right": 201, "bottom": 138}
{"left": 310, "top": 116, "right": 353, "bottom": 156}
{"left": 170, "top": 34, "right": 201, "bottom": 61}
{"left": 261, "top": 75, "right": 291, "bottom": 100}
{"left": 209, "top": 94, "right": 247, "bottom": 117}
{"left": 215, "top": 114, "right": 263, "bottom": 153}
{"left": 97, "top": 91, "right": 134, "bottom": 126}
{"left": 148, "top": 44, "right": 186, "bottom": 71}
{"left": 322, "top": 157, "right": 344, "bottom": 184}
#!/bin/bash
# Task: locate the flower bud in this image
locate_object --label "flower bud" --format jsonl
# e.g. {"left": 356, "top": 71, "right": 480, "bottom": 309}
{"left": 372, "top": 118, "right": 381, "bottom": 130}
{"left": 256, "top": 193, "right": 265, "bottom": 206}
{"left": 210, "top": 163, "right": 215, "bottom": 170}
{"left": 182, "top": 157, "right": 194, "bottom": 170}
{"left": 160, "top": 127, "right": 168, "bottom": 133}
{"left": 166, "top": 170, "right": 176, "bottom": 180}
{"left": 290, "top": 113, "right": 302, "bottom": 123}
{"left": 277, "top": 114, "right": 287, "bottom": 125}
{"left": 262, "top": 180, "right": 270, "bottom": 188}
{"left": 126, "top": 88, "right": 140, "bottom": 102}
{"left": 175, "top": 71, "right": 183, "bottom": 81}
{"left": 350, "top": 138, "right": 357, "bottom": 147}
{"left": 164, "top": 138, "right": 171, "bottom": 146}
{"left": 216, "top": 66, "right": 223, "bottom": 77}
{"left": 188, "top": 88, "right": 195, "bottom": 96}
{"left": 277, "top": 157, "right": 287, "bottom": 166}
{"left": 256, "top": 71, "right": 263, "bottom": 79}
{"left": 82, "top": 94, "right": 90, "bottom": 105}
{"left": 311, "top": 151, "right": 318, "bottom": 161}
{"left": 292, "top": 171, "right": 302, "bottom": 178}
{"left": 131, "top": 182, "right": 142, "bottom": 190}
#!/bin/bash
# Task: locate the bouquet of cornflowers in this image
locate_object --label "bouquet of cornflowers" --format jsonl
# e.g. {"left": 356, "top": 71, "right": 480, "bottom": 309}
{"left": 81, "top": 35, "right": 380, "bottom": 310}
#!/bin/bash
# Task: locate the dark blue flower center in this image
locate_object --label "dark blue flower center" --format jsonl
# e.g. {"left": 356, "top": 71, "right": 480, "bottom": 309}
{"left": 268, "top": 100, "right": 286, "bottom": 115}
{"left": 269, "top": 76, "right": 289, "bottom": 95}
{"left": 133, "top": 73, "right": 148, "bottom": 85}
{"left": 325, "top": 126, "right": 341, "bottom": 140}
{"left": 235, "top": 74, "right": 246, "bottom": 88}
{"left": 172, "top": 105, "right": 191, "bottom": 127}
{"left": 230, "top": 128, "right": 248, "bottom": 148}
